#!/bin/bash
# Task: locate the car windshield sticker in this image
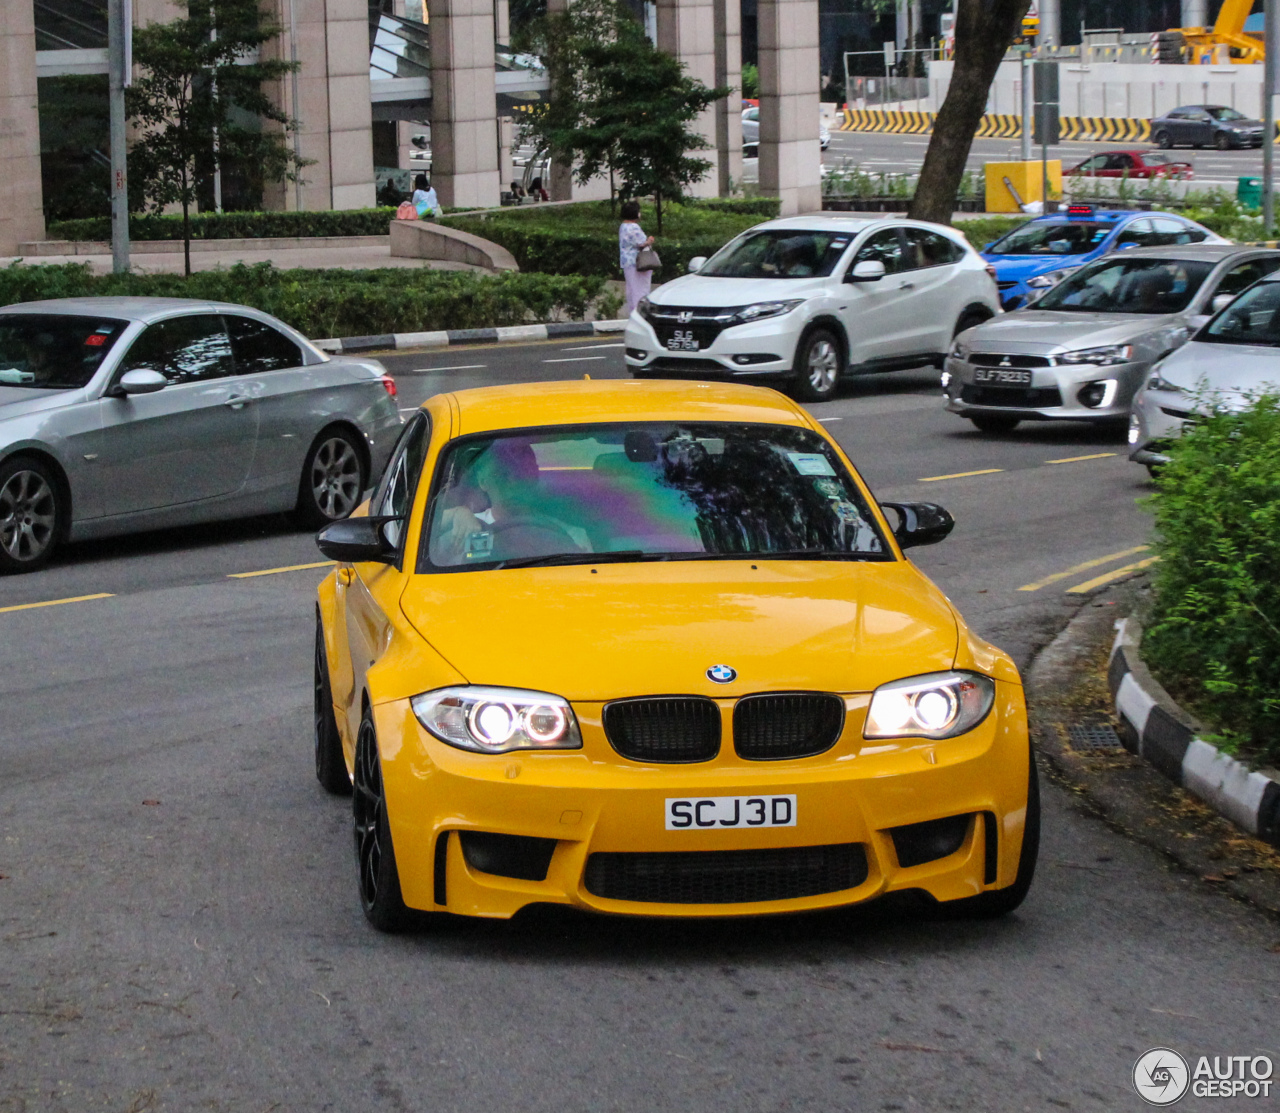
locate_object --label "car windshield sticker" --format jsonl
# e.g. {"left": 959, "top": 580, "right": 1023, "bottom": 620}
{"left": 815, "top": 477, "right": 843, "bottom": 499}
{"left": 465, "top": 531, "right": 493, "bottom": 560}
{"left": 833, "top": 501, "right": 862, "bottom": 522}
{"left": 787, "top": 452, "right": 836, "bottom": 476}
{"left": 0, "top": 369, "right": 34, "bottom": 384}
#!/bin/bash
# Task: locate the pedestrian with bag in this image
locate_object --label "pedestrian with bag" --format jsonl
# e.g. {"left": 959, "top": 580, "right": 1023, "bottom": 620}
{"left": 412, "top": 174, "right": 441, "bottom": 219}
{"left": 619, "top": 199, "right": 658, "bottom": 317}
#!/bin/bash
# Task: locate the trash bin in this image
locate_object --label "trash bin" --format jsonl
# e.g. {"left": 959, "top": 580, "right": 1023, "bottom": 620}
{"left": 1237, "top": 176, "right": 1263, "bottom": 209}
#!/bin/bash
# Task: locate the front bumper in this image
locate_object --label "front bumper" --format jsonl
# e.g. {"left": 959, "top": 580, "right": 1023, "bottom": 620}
{"left": 1128, "top": 386, "right": 1196, "bottom": 464}
{"left": 943, "top": 353, "right": 1148, "bottom": 422}
{"left": 373, "top": 682, "right": 1031, "bottom": 920}
{"left": 624, "top": 315, "right": 801, "bottom": 384}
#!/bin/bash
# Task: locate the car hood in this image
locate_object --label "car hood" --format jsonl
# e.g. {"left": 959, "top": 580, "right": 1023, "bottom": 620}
{"left": 0, "top": 385, "right": 85, "bottom": 419}
{"left": 649, "top": 275, "right": 830, "bottom": 308}
{"left": 982, "top": 254, "right": 1094, "bottom": 282}
{"left": 1160, "top": 339, "right": 1280, "bottom": 395}
{"left": 964, "top": 309, "right": 1179, "bottom": 353}
{"left": 399, "top": 560, "right": 959, "bottom": 702}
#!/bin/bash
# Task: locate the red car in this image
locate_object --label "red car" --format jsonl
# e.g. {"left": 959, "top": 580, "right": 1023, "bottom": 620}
{"left": 1065, "top": 150, "right": 1194, "bottom": 180}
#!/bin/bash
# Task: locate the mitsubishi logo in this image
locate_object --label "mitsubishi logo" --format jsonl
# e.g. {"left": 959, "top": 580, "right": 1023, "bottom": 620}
{"left": 999, "top": 356, "right": 1012, "bottom": 367}
{"left": 677, "top": 311, "right": 694, "bottom": 324}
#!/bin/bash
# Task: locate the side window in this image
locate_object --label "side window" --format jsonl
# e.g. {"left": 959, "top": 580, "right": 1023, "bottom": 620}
{"left": 373, "top": 413, "right": 431, "bottom": 521}
{"left": 1117, "top": 219, "right": 1155, "bottom": 248}
{"left": 116, "top": 314, "right": 234, "bottom": 385}
{"left": 1148, "top": 217, "right": 1200, "bottom": 245}
{"left": 1108, "top": 154, "right": 1135, "bottom": 171}
{"left": 227, "top": 315, "right": 302, "bottom": 373}
{"left": 852, "top": 228, "right": 906, "bottom": 275}
{"left": 1213, "top": 257, "right": 1280, "bottom": 300}
{"left": 906, "top": 228, "right": 963, "bottom": 268}
{"left": 1078, "top": 155, "right": 1106, "bottom": 172}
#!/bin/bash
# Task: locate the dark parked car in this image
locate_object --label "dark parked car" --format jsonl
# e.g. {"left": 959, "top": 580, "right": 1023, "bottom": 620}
{"left": 1150, "top": 105, "right": 1264, "bottom": 150}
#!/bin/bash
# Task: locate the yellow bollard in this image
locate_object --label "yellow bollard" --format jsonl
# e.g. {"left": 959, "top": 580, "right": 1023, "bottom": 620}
{"left": 983, "top": 160, "right": 1063, "bottom": 214}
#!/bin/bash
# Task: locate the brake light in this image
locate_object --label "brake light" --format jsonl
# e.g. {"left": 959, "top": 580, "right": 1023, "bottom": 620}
{"left": 379, "top": 374, "right": 397, "bottom": 398}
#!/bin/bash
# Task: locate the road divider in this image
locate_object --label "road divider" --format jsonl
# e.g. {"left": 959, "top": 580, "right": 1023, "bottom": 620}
{"left": 839, "top": 109, "right": 1151, "bottom": 142}
{"left": 0, "top": 592, "right": 114, "bottom": 615}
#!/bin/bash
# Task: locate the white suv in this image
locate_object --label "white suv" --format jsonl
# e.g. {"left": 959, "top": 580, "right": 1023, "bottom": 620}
{"left": 625, "top": 216, "right": 1001, "bottom": 401}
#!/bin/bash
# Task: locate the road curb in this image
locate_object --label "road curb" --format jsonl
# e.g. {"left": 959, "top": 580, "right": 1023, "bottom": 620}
{"left": 1109, "top": 616, "right": 1280, "bottom": 847}
{"left": 314, "top": 319, "right": 628, "bottom": 355}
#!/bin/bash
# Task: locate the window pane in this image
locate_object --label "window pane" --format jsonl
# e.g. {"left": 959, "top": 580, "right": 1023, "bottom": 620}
{"left": 119, "top": 315, "right": 234, "bottom": 384}
{"left": 854, "top": 229, "right": 905, "bottom": 273}
{"left": 227, "top": 315, "right": 302, "bottom": 373}
{"left": 700, "top": 230, "right": 854, "bottom": 278}
{"left": 1036, "top": 258, "right": 1214, "bottom": 314}
{"left": 906, "top": 228, "right": 960, "bottom": 268}
{"left": 0, "top": 314, "right": 127, "bottom": 390}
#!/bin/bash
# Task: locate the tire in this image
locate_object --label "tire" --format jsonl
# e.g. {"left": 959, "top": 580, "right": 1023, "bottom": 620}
{"left": 953, "top": 310, "right": 991, "bottom": 339}
{"left": 1214, "top": 131, "right": 1231, "bottom": 151}
{"left": 295, "top": 428, "right": 368, "bottom": 529}
{"left": 946, "top": 754, "right": 1041, "bottom": 919}
{"left": 1154, "top": 130, "right": 1172, "bottom": 150}
{"left": 314, "top": 611, "right": 351, "bottom": 796}
{"left": 353, "top": 709, "right": 413, "bottom": 931}
{"left": 0, "top": 456, "right": 64, "bottom": 575}
{"left": 968, "top": 413, "right": 1021, "bottom": 434}
{"left": 790, "top": 328, "right": 843, "bottom": 402}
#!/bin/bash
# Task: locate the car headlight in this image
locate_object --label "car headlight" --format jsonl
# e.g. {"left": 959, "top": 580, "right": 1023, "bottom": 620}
{"left": 864, "top": 671, "right": 996, "bottom": 740}
{"left": 636, "top": 297, "right": 653, "bottom": 320}
{"left": 732, "top": 299, "right": 804, "bottom": 325}
{"left": 1147, "top": 366, "right": 1185, "bottom": 393}
{"left": 1057, "top": 343, "right": 1133, "bottom": 367}
{"left": 411, "top": 686, "right": 583, "bottom": 753}
{"left": 949, "top": 338, "right": 969, "bottom": 360}
{"left": 1026, "top": 267, "right": 1076, "bottom": 290}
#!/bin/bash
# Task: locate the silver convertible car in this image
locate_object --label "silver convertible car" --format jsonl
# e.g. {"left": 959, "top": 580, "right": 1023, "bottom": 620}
{"left": 0, "top": 297, "right": 402, "bottom": 573}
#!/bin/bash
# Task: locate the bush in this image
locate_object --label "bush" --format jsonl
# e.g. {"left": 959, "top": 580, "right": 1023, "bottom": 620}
{"left": 1143, "top": 394, "right": 1280, "bottom": 764}
{"left": 0, "top": 261, "right": 618, "bottom": 338}
{"left": 440, "top": 198, "right": 779, "bottom": 276}
{"left": 952, "top": 215, "right": 1026, "bottom": 249}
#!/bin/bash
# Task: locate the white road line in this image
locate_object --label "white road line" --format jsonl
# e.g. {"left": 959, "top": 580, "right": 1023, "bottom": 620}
{"left": 544, "top": 355, "right": 608, "bottom": 363}
{"left": 403, "top": 364, "right": 487, "bottom": 373}
{"left": 559, "top": 343, "right": 625, "bottom": 351}
{"left": 818, "top": 417, "right": 843, "bottom": 422}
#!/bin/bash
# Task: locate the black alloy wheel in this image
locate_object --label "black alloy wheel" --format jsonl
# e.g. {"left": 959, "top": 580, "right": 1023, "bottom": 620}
{"left": 969, "top": 413, "right": 1021, "bottom": 434}
{"left": 353, "top": 711, "right": 413, "bottom": 931}
{"left": 1154, "top": 130, "right": 1173, "bottom": 150}
{"left": 314, "top": 613, "right": 352, "bottom": 795}
{"left": 295, "top": 429, "right": 367, "bottom": 529}
{"left": 0, "top": 456, "right": 63, "bottom": 575}
{"left": 790, "top": 328, "right": 843, "bottom": 402}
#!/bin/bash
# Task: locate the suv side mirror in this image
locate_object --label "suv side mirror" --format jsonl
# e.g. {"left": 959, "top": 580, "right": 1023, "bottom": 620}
{"left": 847, "top": 260, "right": 886, "bottom": 283}
{"left": 879, "top": 501, "right": 955, "bottom": 549}
{"left": 687, "top": 256, "right": 708, "bottom": 274}
{"left": 112, "top": 368, "right": 167, "bottom": 396}
{"left": 316, "top": 515, "right": 401, "bottom": 563}
{"left": 1211, "top": 292, "right": 1234, "bottom": 312}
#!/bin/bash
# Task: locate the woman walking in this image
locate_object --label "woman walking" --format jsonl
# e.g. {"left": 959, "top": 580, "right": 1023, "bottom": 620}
{"left": 619, "top": 200, "right": 655, "bottom": 318}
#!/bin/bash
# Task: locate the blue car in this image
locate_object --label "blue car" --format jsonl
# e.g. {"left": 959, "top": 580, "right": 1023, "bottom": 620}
{"left": 981, "top": 205, "right": 1224, "bottom": 310}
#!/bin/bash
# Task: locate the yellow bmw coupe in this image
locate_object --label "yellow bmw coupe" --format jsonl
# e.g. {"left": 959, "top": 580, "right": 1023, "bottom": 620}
{"left": 313, "top": 380, "right": 1038, "bottom": 931}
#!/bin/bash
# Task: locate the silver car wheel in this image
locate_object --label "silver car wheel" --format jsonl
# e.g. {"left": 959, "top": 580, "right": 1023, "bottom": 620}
{"left": 310, "top": 437, "right": 362, "bottom": 520}
{"left": 807, "top": 338, "right": 839, "bottom": 392}
{"left": 0, "top": 469, "right": 57, "bottom": 563}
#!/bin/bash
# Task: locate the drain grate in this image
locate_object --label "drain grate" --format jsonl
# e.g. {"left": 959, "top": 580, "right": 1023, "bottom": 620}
{"left": 1066, "top": 722, "right": 1124, "bottom": 751}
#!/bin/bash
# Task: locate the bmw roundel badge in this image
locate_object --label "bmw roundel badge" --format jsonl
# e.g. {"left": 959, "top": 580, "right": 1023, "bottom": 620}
{"left": 707, "top": 664, "right": 737, "bottom": 684}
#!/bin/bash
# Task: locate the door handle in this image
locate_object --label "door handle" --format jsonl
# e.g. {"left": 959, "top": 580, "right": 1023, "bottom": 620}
{"left": 898, "top": 281, "right": 915, "bottom": 290}
{"left": 224, "top": 395, "right": 253, "bottom": 409}
{"left": 337, "top": 567, "right": 355, "bottom": 586}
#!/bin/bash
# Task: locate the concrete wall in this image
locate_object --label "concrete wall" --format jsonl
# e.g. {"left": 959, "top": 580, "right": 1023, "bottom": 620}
{"left": 0, "top": 0, "right": 45, "bottom": 254}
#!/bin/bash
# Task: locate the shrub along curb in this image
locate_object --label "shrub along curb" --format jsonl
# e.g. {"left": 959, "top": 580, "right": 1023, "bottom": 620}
{"left": 315, "top": 318, "right": 627, "bottom": 353}
{"left": 1110, "top": 617, "right": 1280, "bottom": 847}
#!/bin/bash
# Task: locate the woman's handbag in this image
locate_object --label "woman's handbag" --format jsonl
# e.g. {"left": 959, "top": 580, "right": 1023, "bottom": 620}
{"left": 635, "top": 246, "right": 661, "bottom": 273}
{"left": 395, "top": 201, "right": 418, "bottom": 220}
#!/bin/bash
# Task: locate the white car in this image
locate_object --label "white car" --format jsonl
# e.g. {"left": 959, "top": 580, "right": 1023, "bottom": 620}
{"left": 743, "top": 106, "right": 830, "bottom": 150}
{"left": 625, "top": 216, "right": 1001, "bottom": 401}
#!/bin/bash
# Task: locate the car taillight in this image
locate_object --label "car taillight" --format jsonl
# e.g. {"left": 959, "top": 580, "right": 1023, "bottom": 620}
{"left": 379, "top": 374, "right": 397, "bottom": 397}
{"left": 985, "top": 265, "right": 998, "bottom": 282}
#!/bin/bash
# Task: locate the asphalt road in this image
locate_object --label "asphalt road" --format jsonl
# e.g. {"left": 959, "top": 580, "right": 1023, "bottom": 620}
{"left": 2, "top": 342, "right": 1277, "bottom": 1112}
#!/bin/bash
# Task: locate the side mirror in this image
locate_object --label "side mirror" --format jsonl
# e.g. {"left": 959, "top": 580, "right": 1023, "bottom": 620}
{"left": 687, "top": 256, "right": 708, "bottom": 274}
{"left": 1211, "top": 292, "right": 1234, "bottom": 313}
{"left": 847, "top": 260, "right": 886, "bottom": 283}
{"left": 316, "top": 515, "right": 401, "bottom": 563}
{"left": 114, "top": 368, "right": 167, "bottom": 396}
{"left": 880, "top": 501, "right": 955, "bottom": 550}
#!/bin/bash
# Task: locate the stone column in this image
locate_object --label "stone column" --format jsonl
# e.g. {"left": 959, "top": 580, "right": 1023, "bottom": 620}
{"left": 713, "top": 0, "right": 742, "bottom": 196}
{"left": 0, "top": 0, "right": 45, "bottom": 255}
{"left": 656, "top": 0, "right": 718, "bottom": 197}
{"left": 757, "top": 0, "right": 821, "bottom": 215}
{"left": 323, "top": 0, "right": 376, "bottom": 208}
{"left": 431, "top": 0, "right": 501, "bottom": 209}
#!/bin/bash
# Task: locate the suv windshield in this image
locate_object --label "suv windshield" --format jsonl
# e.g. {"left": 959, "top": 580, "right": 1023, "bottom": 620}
{"left": 1201, "top": 280, "right": 1280, "bottom": 346}
{"left": 1034, "top": 257, "right": 1213, "bottom": 314}
{"left": 987, "top": 220, "right": 1112, "bottom": 256}
{"left": 421, "top": 422, "right": 889, "bottom": 571}
{"left": 699, "top": 230, "right": 854, "bottom": 278}
{"left": 0, "top": 314, "right": 128, "bottom": 389}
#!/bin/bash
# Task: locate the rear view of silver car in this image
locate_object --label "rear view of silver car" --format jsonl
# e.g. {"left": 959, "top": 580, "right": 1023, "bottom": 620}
{"left": 0, "top": 297, "right": 402, "bottom": 574}
{"left": 943, "top": 245, "right": 1280, "bottom": 433}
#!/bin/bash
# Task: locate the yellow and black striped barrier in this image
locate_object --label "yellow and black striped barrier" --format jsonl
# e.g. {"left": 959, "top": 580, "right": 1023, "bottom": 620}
{"left": 841, "top": 110, "right": 1151, "bottom": 144}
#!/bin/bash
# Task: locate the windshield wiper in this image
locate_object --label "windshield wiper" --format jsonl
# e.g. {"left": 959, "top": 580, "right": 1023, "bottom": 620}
{"left": 495, "top": 550, "right": 647, "bottom": 570}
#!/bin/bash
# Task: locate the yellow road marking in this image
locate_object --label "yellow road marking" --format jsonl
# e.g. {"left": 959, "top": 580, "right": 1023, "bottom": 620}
{"left": 1018, "top": 546, "right": 1150, "bottom": 592}
{"left": 0, "top": 592, "right": 114, "bottom": 614}
{"left": 1045, "top": 452, "right": 1117, "bottom": 465}
{"left": 918, "top": 468, "right": 1004, "bottom": 482}
{"left": 228, "top": 561, "right": 335, "bottom": 579}
{"left": 1066, "top": 555, "right": 1160, "bottom": 594}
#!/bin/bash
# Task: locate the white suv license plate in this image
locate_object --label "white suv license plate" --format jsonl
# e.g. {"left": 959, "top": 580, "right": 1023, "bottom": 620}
{"left": 974, "top": 368, "right": 1032, "bottom": 385}
{"left": 666, "top": 330, "right": 700, "bottom": 351}
{"left": 666, "top": 794, "right": 797, "bottom": 830}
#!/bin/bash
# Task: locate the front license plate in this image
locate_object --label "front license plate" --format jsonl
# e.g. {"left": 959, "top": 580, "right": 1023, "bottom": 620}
{"left": 666, "top": 330, "right": 701, "bottom": 352}
{"left": 974, "top": 367, "right": 1032, "bottom": 385}
{"left": 666, "top": 794, "right": 797, "bottom": 830}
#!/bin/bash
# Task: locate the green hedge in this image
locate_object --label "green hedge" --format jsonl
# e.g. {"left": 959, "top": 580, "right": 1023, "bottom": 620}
{"left": 1143, "top": 394, "right": 1280, "bottom": 765}
{"left": 441, "top": 198, "right": 780, "bottom": 277}
{"left": 0, "top": 261, "right": 619, "bottom": 338}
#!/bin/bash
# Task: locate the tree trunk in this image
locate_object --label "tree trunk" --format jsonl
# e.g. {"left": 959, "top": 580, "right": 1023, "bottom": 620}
{"left": 654, "top": 188, "right": 663, "bottom": 235}
{"left": 907, "top": 0, "right": 1030, "bottom": 225}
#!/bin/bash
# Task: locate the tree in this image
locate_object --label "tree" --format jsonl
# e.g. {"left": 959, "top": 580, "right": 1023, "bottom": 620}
{"left": 908, "top": 0, "right": 1030, "bottom": 224}
{"left": 127, "top": 0, "right": 307, "bottom": 275}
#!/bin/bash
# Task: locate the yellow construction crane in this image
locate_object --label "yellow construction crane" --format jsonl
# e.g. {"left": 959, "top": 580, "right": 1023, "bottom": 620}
{"left": 1172, "top": 0, "right": 1264, "bottom": 64}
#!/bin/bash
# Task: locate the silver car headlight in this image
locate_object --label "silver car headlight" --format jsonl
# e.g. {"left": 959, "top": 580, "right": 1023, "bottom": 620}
{"left": 1146, "top": 366, "right": 1186, "bottom": 393}
{"left": 1057, "top": 344, "right": 1133, "bottom": 367}
{"left": 411, "top": 686, "right": 583, "bottom": 753}
{"left": 864, "top": 671, "right": 996, "bottom": 740}
{"left": 1026, "top": 267, "right": 1077, "bottom": 290}
{"left": 732, "top": 299, "right": 804, "bottom": 325}
{"left": 949, "top": 338, "right": 969, "bottom": 360}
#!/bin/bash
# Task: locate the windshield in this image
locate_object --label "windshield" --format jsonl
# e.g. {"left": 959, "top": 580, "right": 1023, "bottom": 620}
{"left": 421, "top": 422, "right": 889, "bottom": 571}
{"left": 987, "top": 220, "right": 1112, "bottom": 256}
{"left": 0, "top": 314, "right": 128, "bottom": 389}
{"left": 699, "top": 230, "right": 854, "bottom": 278}
{"left": 1034, "top": 257, "right": 1213, "bottom": 314}
{"left": 1201, "top": 280, "right": 1280, "bottom": 347}
{"left": 1206, "top": 106, "right": 1247, "bottom": 121}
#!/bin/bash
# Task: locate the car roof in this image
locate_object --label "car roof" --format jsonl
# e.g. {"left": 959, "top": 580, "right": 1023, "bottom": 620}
{"left": 440, "top": 379, "right": 812, "bottom": 437}
{"left": 0, "top": 297, "right": 267, "bottom": 323}
{"left": 754, "top": 215, "right": 968, "bottom": 238}
{"left": 1089, "top": 243, "right": 1265, "bottom": 263}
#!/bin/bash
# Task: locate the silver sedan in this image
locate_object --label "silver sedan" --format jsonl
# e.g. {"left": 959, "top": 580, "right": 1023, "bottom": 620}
{"left": 0, "top": 297, "right": 402, "bottom": 573}
{"left": 943, "top": 245, "right": 1280, "bottom": 433}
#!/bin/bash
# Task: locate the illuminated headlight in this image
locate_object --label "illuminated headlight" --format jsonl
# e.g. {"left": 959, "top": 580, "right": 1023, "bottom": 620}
{"left": 1057, "top": 344, "right": 1133, "bottom": 367}
{"left": 411, "top": 686, "right": 583, "bottom": 753}
{"left": 1026, "top": 267, "right": 1076, "bottom": 290}
{"left": 732, "top": 299, "right": 804, "bottom": 324}
{"left": 864, "top": 671, "right": 996, "bottom": 740}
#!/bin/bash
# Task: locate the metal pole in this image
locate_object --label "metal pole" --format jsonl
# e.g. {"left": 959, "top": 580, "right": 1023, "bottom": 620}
{"left": 843, "top": 51, "right": 851, "bottom": 114}
{"left": 108, "top": 0, "right": 131, "bottom": 274}
{"left": 1021, "top": 50, "right": 1032, "bottom": 161}
{"left": 1265, "top": 0, "right": 1277, "bottom": 236}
